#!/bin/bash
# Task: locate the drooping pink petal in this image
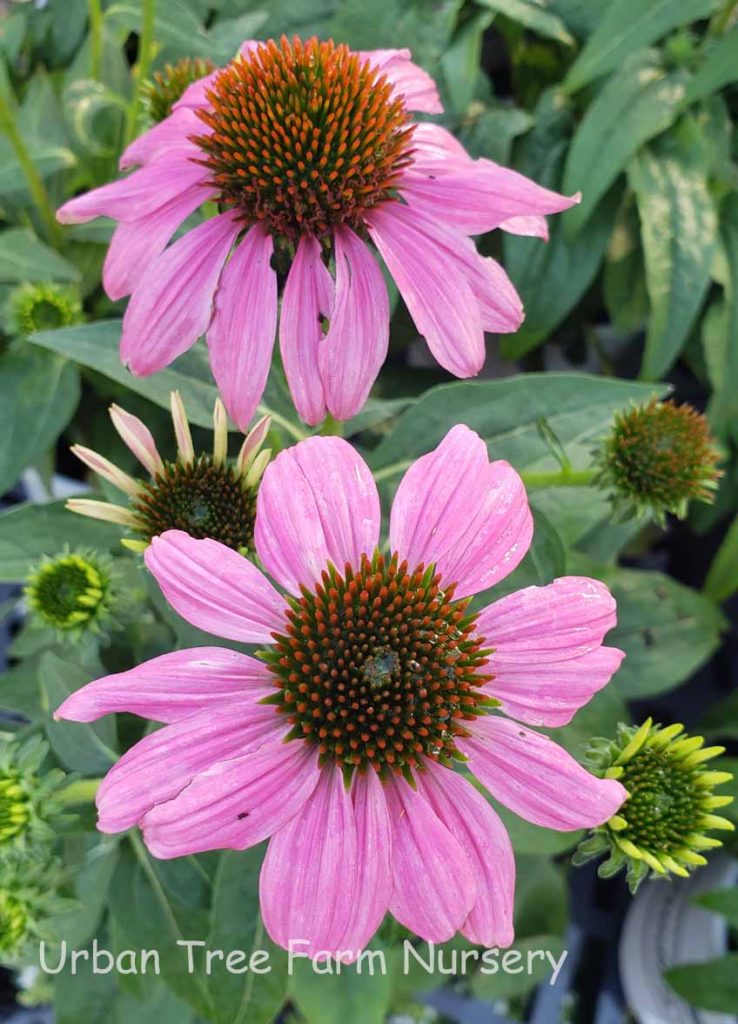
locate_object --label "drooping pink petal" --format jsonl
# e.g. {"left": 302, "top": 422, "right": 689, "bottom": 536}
{"left": 463, "top": 250, "right": 524, "bottom": 334}
{"left": 339, "top": 769, "right": 392, "bottom": 951}
{"left": 144, "top": 530, "right": 286, "bottom": 643}
{"left": 367, "top": 203, "right": 485, "bottom": 377}
{"left": 459, "top": 716, "right": 627, "bottom": 831}
{"left": 418, "top": 765, "right": 514, "bottom": 948}
{"left": 385, "top": 776, "right": 477, "bottom": 943}
{"left": 103, "top": 183, "right": 208, "bottom": 301}
{"left": 359, "top": 48, "right": 443, "bottom": 114}
{"left": 401, "top": 161, "right": 579, "bottom": 237}
{"left": 57, "top": 152, "right": 207, "bottom": 225}
{"left": 96, "top": 701, "right": 284, "bottom": 833}
{"left": 261, "top": 766, "right": 358, "bottom": 958}
{"left": 279, "top": 235, "right": 334, "bottom": 426}
{"left": 55, "top": 647, "right": 274, "bottom": 725}
{"left": 141, "top": 740, "right": 320, "bottom": 858}
{"left": 389, "top": 424, "right": 533, "bottom": 598}
{"left": 255, "top": 436, "right": 380, "bottom": 596}
{"left": 500, "top": 214, "right": 549, "bottom": 240}
{"left": 475, "top": 577, "right": 624, "bottom": 727}
{"left": 119, "top": 108, "right": 204, "bottom": 169}
{"left": 120, "top": 211, "right": 240, "bottom": 375}
{"left": 319, "top": 226, "right": 389, "bottom": 421}
{"left": 207, "top": 224, "right": 278, "bottom": 431}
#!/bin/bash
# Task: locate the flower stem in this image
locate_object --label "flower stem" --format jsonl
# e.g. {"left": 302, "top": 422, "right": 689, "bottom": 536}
{"left": 519, "top": 467, "right": 596, "bottom": 489}
{"left": 709, "top": 0, "right": 738, "bottom": 34}
{"left": 125, "top": 0, "right": 157, "bottom": 145}
{"left": 320, "top": 413, "right": 344, "bottom": 437}
{"left": 0, "top": 91, "right": 63, "bottom": 249}
{"left": 87, "top": 0, "right": 104, "bottom": 81}
{"left": 59, "top": 778, "right": 103, "bottom": 805}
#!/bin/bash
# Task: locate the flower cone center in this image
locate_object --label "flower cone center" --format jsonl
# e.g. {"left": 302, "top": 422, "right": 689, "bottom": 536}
{"left": 266, "top": 551, "right": 492, "bottom": 777}
{"left": 620, "top": 748, "right": 702, "bottom": 852}
{"left": 193, "top": 35, "right": 415, "bottom": 240}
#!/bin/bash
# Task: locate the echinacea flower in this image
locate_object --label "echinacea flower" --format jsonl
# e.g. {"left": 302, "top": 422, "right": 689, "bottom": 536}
{"left": 0, "top": 737, "right": 66, "bottom": 853}
{"left": 57, "top": 36, "right": 578, "bottom": 429}
{"left": 594, "top": 399, "right": 722, "bottom": 524}
{"left": 4, "top": 281, "right": 83, "bottom": 337}
{"left": 57, "top": 426, "right": 625, "bottom": 957}
{"left": 68, "top": 391, "right": 271, "bottom": 551}
{"left": 575, "top": 718, "right": 734, "bottom": 892}
{"left": 144, "top": 57, "right": 215, "bottom": 124}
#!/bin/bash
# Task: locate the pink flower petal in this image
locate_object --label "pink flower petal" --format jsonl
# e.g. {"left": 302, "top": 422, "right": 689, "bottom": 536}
{"left": 459, "top": 716, "right": 627, "bottom": 830}
{"left": 463, "top": 250, "right": 524, "bottom": 334}
{"left": 57, "top": 152, "right": 206, "bottom": 225}
{"left": 319, "top": 227, "right": 389, "bottom": 421}
{"left": 386, "top": 776, "right": 476, "bottom": 943}
{"left": 141, "top": 740, "right": 320, "bottom": 858}
{"left": 389, "top": 424, "right": 533, "bottom": 598}
{"left": 339, "top": 769, "right": 392, "bottom": 951}
{"left": 279, "top": 235, "right": 333, "bottom": 426}
{"left": 119, "top": 108, "right": 204, "bottom": 169}
{"left": 255, "top": 437, "right": 380, "bottom": 596}
{"left": 359, "top": 48, "right": 443, "bottom": 114}
{"left": 109, "top": 403, "right": 163, "bottom": 476}
{"left": 261, "top": 766, "right": 358, "bottom": 958}
{"left": 144, "top": 530, "right": 286, "bottom": 643}
{"left": 410, "top": 122, "right": 468, "bottom": 166}
{"left": 500, "top": 214, "right": 549, "bottom": 240}
{"left": 475, "top": 576, "right": 624, "bottom": 727}
{"left": 207, "top": 224, "right": 278, "bottom": 431}
{"left": 96, "top": 701, "right": 284, "bottom": 833}
{"left": 401, "top": 161, "right": 579, "bottom": 237}
{"left": 367, "top": 202, "right": 486, "bottom": 378}
{"left": 418, "top": 765, "right": 514, "bottom": 948}
{"left": 103, "top": 183, "right": 208, "bottom": 301}
{"left": 120, "top": 211, "right": 240, "bottom": 375}
{"left": 55, "top": 647, "right": 273, "bottom": 725}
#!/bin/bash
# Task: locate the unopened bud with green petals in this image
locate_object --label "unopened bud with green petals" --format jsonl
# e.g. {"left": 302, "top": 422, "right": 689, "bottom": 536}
{"left": 25, "top": 549, "right": 117, "bottom": 638}
{"left": 5, "top": 282, "right": 83, "bottom": 337}
{"left": 574, "top": 718, "right": 734, "bottom": 892}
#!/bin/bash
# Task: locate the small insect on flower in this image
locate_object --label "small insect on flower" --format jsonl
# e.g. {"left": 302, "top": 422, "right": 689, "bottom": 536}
{"left": 57, "top": 35, "right": 579, "bottom": 430}
{"left": 67, "top": 392, "right": 271, "bottom": 552}
{"left": 25, "top": 549, "right": 117, "bottom": 639}
{"left": 575, "top": 718, "right": 734, "bottom": 892}
{"left": 594, "top": 398, "right": 722, "bottom": 525}
{"left": 57, "top": 426, "right": 627, "bottom": 959}
{"left": 0, "top": 737, "right": 66, "bottom": 853}
{"left": 4, "top": 282, "right": 83, "bottom": 337}
{"left": 144, "top": 57, "right": 215, "bottom": 124}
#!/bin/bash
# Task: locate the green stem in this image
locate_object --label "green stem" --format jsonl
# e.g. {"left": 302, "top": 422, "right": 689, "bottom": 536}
{"left": 59, "top": 778, "right": 103, "bottom": 805}
{"left": 0, "top": 91, "right": 62, "bottom": 248}
{"left": 520, "top": 467, "right": 596, "bottom": 489}
{"left": 125, "top": 0, "right": 156, "bottom": 145}
{"left": 87, "top": 0, "right": 104, "bottom": 81}
{"left": 320, "top": 412, "right": 344, "bottom": 436}
{"left": 709, "top": 0, "right": 738, "bottom": 34}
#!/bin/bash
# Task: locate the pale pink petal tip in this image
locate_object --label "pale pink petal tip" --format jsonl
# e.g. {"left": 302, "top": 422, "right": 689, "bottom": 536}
{"left": 109, "top": 403, "right": 164, "bottom": 477}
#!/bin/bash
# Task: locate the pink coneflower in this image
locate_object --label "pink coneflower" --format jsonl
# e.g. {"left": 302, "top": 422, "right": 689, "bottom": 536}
{"left": 57, "top": 36, "right": 577, "bottom": 429}
{"left": 57, "top": 426, "right": 625, "bottom": 957}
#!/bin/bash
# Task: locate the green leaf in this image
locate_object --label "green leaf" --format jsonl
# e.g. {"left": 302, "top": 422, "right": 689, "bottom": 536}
{"left": 697, "top": 690, "right": 738, "bottom": 740}
{"left": 562, "top": 54, "right": 687, "bottom": 237}
{"left": 684, "top": 26, "right": 738, "bottom": 105}
{"left": 368, "top": 374, "right": 665, "bottom": 487}
{"left": 109, "top": 843, "right": 216, "bottom": 1020}
{"left": 0, "top": 501, "right": 123, "bottom": 582}
{"left": 29, "top": 320, "right": 306, "bottom": 440}
{"left": 291, "top": 947, "right": 392, "bottom": 1024}
{"left": 476, "top": 0, "right": 574, "bottom": 45}
{"left": 600, "top": 566, "right": 726, "bottom": 698}
{"left": 629, "top": 118, "right": 718, "bottom": 379}
{"left": 665, "top": 954, "right": 738, "bottom": 1013}
{"left": 39, "top": 650, "right": 118, "bottom": 773}
{"left": 565, "top": 0, "right": 715, "bottom": 92}
{"left": 704, "top": 195, "right": 738, "bottom": 443}
{"left": 207, "top": 849, "right": 289, "bottom": 1024}
{"left": 696, "top": 886, "right": 738, "bottom": 928}
{"left": 704, "top": 512, "right": 738, "bottom": 603}
{"left": 0, "top": 346, "right": 80, "bottom": 498}
{"left": 0, "top": 228, "right": 81, "bottom": 283}
{"left": 501, "top": 88, "right": 619, "bottom": 356}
